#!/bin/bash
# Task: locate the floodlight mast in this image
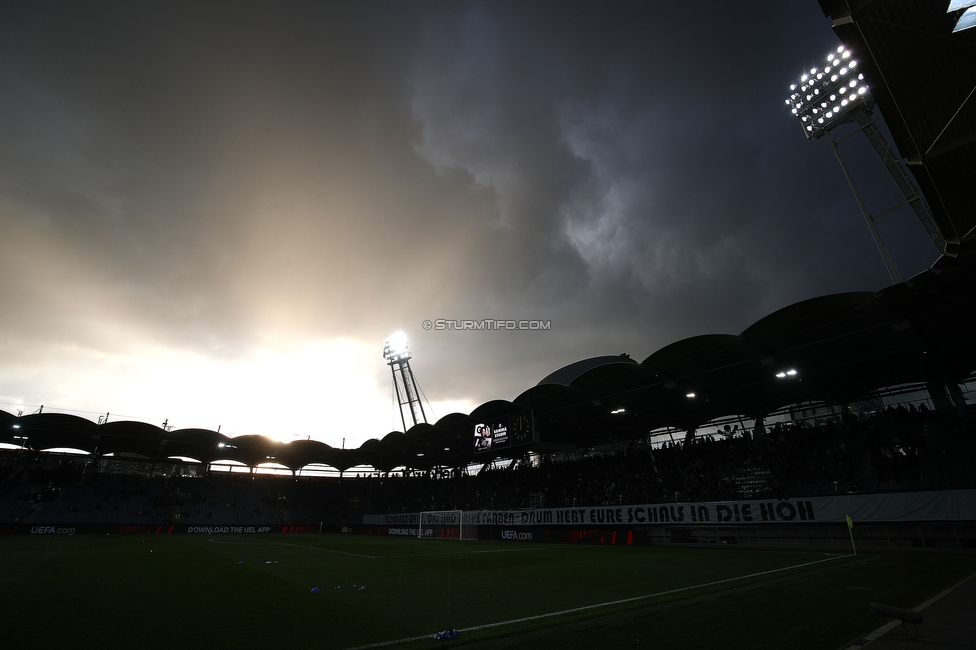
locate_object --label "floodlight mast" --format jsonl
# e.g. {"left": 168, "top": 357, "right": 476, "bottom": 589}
{"left": 383, "top": 333, "right": 427, "bottom": 431}
{"left": 785, "top": 46, "right": 946, "bottom": 284}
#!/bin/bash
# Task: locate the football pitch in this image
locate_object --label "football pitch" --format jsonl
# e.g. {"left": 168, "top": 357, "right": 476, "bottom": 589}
{"left": 1, "top": 533, "right": 973, "bottom": 649}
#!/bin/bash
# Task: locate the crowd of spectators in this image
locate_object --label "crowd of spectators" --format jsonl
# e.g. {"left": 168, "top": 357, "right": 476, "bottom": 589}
{"left": 340, "top": 404, "right": 976, "bottom": 515}
{"left": 1, "top": 403, "right": 973, "bottom": 526}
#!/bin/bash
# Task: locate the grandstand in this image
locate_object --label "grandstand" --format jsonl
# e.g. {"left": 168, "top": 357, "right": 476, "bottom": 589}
{"left": 2, "top": 0, "right": 975, "bottom": 551}
{"left": 2, "top": 3, "right": 976, "bottom": 648}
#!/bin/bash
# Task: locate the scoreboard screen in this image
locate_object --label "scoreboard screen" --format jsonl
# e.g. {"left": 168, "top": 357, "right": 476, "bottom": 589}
{"left": 473, "top": 411, "right": 534, "bottom": 454}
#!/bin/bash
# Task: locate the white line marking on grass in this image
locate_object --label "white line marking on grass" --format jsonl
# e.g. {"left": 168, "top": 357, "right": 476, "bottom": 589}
{"left": 341, "top": 553, "right": 850, "bottom": 650}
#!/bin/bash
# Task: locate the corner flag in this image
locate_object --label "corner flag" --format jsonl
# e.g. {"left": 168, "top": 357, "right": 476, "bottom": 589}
{"left": 846, "top": 515, "right": 856, "bottom": 554}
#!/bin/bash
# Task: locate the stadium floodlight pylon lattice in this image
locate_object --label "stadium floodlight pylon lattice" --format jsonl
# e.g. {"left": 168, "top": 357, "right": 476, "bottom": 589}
{"left": 417, "top": 510, "right": 478, "bottom": 540}
{"left": 785, "top": 45, "right": 946, "bottom": 284}
{"left": 383, "top": 332, "right": 428, "bottom": 432}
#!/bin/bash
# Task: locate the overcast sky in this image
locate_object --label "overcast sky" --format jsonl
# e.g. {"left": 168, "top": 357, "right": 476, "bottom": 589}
{"left": 0, "top": 1, "right": 943, "bottom": 448}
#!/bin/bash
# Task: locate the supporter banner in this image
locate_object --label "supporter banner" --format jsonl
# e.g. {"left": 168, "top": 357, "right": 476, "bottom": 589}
{"left": 367, "top": 489, "right": 976, "bottom": 527}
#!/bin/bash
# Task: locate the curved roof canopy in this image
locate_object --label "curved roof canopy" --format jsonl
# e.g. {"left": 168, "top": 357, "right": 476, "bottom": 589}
{"left": 4, "top": 2, "right": 972, "bottom": 471}
{"left": 3, "top": 242, "right": 974, "bottom": 470}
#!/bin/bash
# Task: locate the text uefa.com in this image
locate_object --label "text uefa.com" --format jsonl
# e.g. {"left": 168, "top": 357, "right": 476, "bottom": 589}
{"left": 422, "top": 319, "right": 551, "bottom": 331}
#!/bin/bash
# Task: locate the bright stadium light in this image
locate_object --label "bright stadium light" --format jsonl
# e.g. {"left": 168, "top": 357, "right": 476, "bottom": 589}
{"left": 949, "top": 0, "right": 976, "bottom": 33}
{"left": 785, "top": 46, "right": 872, "bottom": 140}
{"left": 383, "top": 331, "right": 411, "bottom": 362}
{"left": 783, "top": 42, "right": 948, "bottom": 284}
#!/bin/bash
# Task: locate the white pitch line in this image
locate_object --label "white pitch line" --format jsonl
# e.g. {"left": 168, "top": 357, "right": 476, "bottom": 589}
{"left": 341, "top": 553, "right": 850, "bottom": 650}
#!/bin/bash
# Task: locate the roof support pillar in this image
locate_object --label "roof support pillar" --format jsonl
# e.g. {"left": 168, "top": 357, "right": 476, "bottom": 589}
{"left": 927, "top": 376, "right": 967, "bottom": 415}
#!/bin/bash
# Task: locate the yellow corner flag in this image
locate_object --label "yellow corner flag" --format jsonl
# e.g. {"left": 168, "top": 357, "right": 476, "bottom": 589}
{"left": 846, "top": 515, "right": 856, "bottom": 555}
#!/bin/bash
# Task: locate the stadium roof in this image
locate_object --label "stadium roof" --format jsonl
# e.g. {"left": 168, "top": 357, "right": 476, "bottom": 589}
{"left": 4, "top": 241, "right": 974, "bottom": 470}
{"left": 3, "top": 0, "right": 972, "bottom": 473}
{"left": 819, "top": 0, "right": 976, "bottom": 244}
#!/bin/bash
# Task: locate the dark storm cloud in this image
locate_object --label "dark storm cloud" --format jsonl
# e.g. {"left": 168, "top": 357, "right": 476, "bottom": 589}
{"left": 402, "top": 2, "right": 891, "bottom": 398}
{"left": 0, "top": 1, "right": 940, "bottom": 423}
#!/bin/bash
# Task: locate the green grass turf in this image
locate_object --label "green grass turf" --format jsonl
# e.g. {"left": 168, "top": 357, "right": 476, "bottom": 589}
{"left": 0, "top": 533, "right": 972, "bottom": 649}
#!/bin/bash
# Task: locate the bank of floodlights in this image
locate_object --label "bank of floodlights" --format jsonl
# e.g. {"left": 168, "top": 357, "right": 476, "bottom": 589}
{"left": 949, "top": 1, "right": 976, "bottom": 33}
{"left": 785, "top": 46, "right": 872, "bottom": 140}
{"left": 382, "top": 330, "right": 411, "bottom": 363}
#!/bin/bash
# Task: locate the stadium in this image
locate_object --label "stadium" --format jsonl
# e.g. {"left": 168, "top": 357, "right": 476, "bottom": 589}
{"left": 2, "top": 1, "right": 976, "bottom": 648}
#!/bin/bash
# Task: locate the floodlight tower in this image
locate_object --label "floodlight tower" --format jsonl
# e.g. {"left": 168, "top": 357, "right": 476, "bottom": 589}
{"left": 785, "top": 45, "right": 945, "bottom": 284}
{"left": 383, "top": 331, "right": 427, "bottom": 431}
